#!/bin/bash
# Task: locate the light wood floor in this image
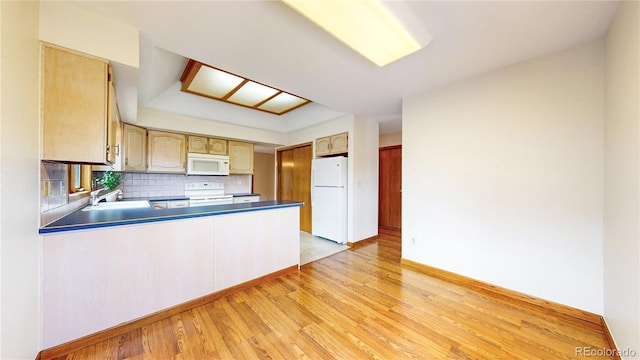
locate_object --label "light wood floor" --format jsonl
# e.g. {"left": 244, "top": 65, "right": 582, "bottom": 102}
{"left": 45, "top": 233, "right": 614, "bottom": 359}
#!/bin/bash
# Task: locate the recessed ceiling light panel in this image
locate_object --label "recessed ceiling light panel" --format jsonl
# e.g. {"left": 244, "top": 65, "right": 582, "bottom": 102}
{"left": 180, "top": 59, "right": 311, "bottom": 115}
{"left": 282, "top": 0, "right": 430, "bottom": 66}
{"left": 227, "top": 81, "right": 279, "bottom": 107}
{"left": 259, "top": 92, "right": 309, "bottom": 114}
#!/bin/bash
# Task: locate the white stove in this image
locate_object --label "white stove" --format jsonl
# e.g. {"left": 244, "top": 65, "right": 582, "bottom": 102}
{"left": 184, "top": 182, "right": 233, "bottom": 207}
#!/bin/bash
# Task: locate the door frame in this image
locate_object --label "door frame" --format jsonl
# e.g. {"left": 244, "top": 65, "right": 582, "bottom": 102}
{"left": 378, "top": 145, "right": 402, "bottom": 236}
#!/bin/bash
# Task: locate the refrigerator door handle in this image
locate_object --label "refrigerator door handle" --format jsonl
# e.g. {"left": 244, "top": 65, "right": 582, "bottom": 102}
{"left": 310, "top": 166, "right": 315, "bottom": 205}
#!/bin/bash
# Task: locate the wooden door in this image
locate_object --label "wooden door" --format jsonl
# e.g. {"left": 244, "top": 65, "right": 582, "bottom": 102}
{"left": 379, "top": 146, "right": 402, "bottom": 230}
{"left": 277, "top": 143, "right": 312, "bottom": 233}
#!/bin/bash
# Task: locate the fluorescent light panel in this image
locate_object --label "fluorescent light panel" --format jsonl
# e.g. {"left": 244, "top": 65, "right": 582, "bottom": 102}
{"left": 188, "top": 65, "right": 244, "bottom": 98}
{"left": 227, "top": 81, "right": 279, "bottom": 107}
{"left": 259, "top": 92, "right": 308, "bottom": 113}
{"left": 180, "top": 60, "right": 310, "bottom": 115}
{"left": 282, "top": 0, "right": 425, "bottom": 66}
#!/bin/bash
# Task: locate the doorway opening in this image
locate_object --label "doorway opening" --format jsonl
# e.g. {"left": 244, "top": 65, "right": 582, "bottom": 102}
{"left": 277, "top": 143, "right": 348, "bottom": 264}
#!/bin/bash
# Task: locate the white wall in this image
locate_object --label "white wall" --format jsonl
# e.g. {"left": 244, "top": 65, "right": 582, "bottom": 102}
{"left": 1, "top": 1, "right": 41, "bottom": 359}
{"left": 379, "top": 131, "right": 402, "bottom": 147}
{"left": 403, "top": 41, "right": 605, "bottom": 313}
{"left": 351, "top": 117, "right": 379, "bottom": 242}
{"left": 604, "top": 0, "right": 640, "bottom": 353}
{"left": 38, "top": 1, "right": 139, "bottom": 68}
{"left": 137, "top": 108, "right": 288, "bottom": 146}
{"left": 287, "top": 115, "right": 379, "bottom": 243}
{"left": 38, "top": 1, "right": 141, "bottom": 125}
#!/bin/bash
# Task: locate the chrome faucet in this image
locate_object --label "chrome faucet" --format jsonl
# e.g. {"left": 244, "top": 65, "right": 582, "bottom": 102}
{"left": 90, "top": 188, "right": 122, "bottom": 206}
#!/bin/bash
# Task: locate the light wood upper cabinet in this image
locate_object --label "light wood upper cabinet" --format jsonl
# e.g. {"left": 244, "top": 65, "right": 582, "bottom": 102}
{"left": 228, "top": 141, "right": 254, "bottom": 174}
{"left": 106, "top": 67, "right": 118, "bottom": 165}
{"left": 316, "top": 132, "right": 348, "bottom": 156}
{"left": 123, "top": 124, "right": 146, "bottom": 172}
{"left": 330, "top": 132, "right": 348, "bottom": 154}
{"left": 93, "top": 115, "right": 123, "bottom": 172}
{"left": 188, "top": 136, "right": 207, "bottom": 154}
{"left": 209, "top": 138, "right": 228, "bottom": 155}
{"left": 42, "top": 44, "right": 115, "bottom": 164}
{"left": 188, "top": 136, "right": 228, "bottom": 155}
{"left": 147, "top": 130, "right": 186, "bottom": 173}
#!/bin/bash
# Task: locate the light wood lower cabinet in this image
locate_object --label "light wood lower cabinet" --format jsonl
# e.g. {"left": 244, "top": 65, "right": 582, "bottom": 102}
{"left": 152, "top": 200, "right": 189, "bottom": 209}
{"left": 233, "top": 195, "right": 260, "bottom": 203}
{"left": 147, "top": 130, "right": 186, "bottom": 173}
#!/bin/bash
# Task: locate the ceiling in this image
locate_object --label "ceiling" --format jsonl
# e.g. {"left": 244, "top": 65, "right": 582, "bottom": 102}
{"left": 70, "top": 0, "right": 619, "bottom": 135}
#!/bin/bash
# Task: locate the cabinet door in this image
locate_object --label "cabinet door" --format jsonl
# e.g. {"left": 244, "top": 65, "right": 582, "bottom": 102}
{"left": 169, "top": 200, "right": 190, "bottom": 208}
{"left": 315, "top": 136, "right": 331, "bottom": 156}
{"left": 330, "top": 132, "right": 348, "bottom": 154}
{"left": 228, "top": 141, "right": 254, "bottom": 174}
{"left": 188, "top": 136, "right": 208, "bottom": 154}
{"left": 42, "top": 45, "right": 109, "bottom": 163}
{"left": 92, "top": 118, "right": 122, "bottom": 172}
{"left": 208, "top": 138, "right": 228, "bottom": 155}
{"left": 147, "top": 130, "right": 187, "bottom": 173}
{"left": 233, "top": 196, "right": 260, "bottom": 204}
{"left": 106, "top": 67, "right": 118, "bottom": 164}
{"left": 151, "top": 201, "right": 168, "bottom": 209}
{"left": 123, "top": 124, "right": 147, "bottom": 172}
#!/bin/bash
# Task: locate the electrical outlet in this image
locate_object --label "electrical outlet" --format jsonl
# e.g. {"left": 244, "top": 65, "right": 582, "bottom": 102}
{"left": 411, "top": 237, "right": 416, "bottom": 246}
{"left": 43, "top": 181, "right": 51, "bottom": 197}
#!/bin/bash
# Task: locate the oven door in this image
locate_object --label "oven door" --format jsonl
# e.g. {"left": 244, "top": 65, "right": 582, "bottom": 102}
{"left": 188, "top": 196, "right": 233, "bottom": 207}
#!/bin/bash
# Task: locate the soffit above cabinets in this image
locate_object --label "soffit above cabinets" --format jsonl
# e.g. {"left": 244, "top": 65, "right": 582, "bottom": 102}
{"left": 179, "top": 59, "right": 311, "bottom": 115}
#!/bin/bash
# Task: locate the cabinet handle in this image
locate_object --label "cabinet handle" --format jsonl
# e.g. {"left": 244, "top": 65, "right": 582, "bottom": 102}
{"left": 125, "top": 157, "right": 128, "bottom": 165}
{"left": 115, "top": 144, "right": 120, "bottom": 157}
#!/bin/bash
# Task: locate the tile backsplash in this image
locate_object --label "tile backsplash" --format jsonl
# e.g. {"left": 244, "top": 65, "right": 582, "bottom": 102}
{"left": 40, "top": 161, "right": 89, "bottom": 226}
{"left": 40, "top": 161, "right": 68, "bottom": 212}
{"left": 40, "top": 161, "right": 253, "bottom": 227}
{"left": 96, "top": 172, "right": 252, "bottom": 199}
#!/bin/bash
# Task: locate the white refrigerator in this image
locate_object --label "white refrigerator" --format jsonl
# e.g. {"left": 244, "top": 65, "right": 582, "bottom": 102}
{"left": 311, "top": 156, "right": 348, "bottom": 244}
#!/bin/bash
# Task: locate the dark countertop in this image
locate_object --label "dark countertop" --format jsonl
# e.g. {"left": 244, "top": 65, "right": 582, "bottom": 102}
{"left": 127, "top": 196, "right": 190, "bottom": 202}
{"left": 40, "top": 200, "right": 303, "bottom": 234}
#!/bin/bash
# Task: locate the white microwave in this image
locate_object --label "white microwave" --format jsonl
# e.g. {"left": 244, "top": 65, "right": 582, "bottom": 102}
{"left": 187, "top": 153, "right": 230, "bottom": 176}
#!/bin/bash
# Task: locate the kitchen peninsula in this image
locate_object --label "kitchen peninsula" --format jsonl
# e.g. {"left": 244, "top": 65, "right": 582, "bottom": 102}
{"left": 39, "top": 200, "right": 302, "bottom": 348}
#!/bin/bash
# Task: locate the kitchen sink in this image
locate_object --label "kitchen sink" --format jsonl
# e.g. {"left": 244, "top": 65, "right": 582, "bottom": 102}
{"left": 82, "top": 200, "right": 151, "bottom": 211}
